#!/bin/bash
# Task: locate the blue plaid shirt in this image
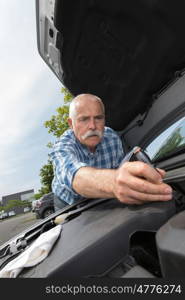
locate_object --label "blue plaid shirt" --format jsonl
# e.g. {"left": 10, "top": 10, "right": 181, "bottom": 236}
{"left": 49, "top": 127, "right": 124, "bottom": 205}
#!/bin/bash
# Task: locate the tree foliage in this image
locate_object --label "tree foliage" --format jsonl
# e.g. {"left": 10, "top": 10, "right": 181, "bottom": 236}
{"left": 34, "top": 186, "right": 51, "bottom": 200}
{"left": 0, "top": 205, "right": 4, "bottom": 212}
{"left": 2, "top": 199, "right": 31, "bottom": 212}
{"left": 36, "top": 87, "right": 73, "bottom": 198}
{"left": 44, "top": 87, "right": 73, "bottom": 138}
{"left": 40, "top": 160, "right": 54, "bottom": 189}
{"left": 153, "top": 127, "right": 185, "bottom": 161}
{"left": 34, "top": 160, "right": 54, "bottom": 199}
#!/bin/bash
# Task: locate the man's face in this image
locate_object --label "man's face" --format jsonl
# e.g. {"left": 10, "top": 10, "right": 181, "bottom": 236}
{"left": 68, "top": 97, "right": 105, "bottom": 152}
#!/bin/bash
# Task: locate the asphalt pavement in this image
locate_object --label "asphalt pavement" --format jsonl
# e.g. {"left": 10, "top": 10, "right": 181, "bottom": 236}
{"left": 0, "top": 212, "right": 40, "bottom": 246}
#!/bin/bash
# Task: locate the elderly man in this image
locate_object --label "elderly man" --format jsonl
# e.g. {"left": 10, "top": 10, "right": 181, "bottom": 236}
{"left": 49, "top": 93, "right": 172, "bottom": 210}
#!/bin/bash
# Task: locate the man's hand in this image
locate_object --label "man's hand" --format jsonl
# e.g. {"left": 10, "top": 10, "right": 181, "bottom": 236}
{"left": 113, "top": 161, "right": 172, "bottom": 205}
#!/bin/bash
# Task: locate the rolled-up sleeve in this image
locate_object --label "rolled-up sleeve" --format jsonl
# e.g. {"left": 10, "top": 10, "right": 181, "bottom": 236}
{"left": 49, "top": 141, "right": 87, "bottom": 195}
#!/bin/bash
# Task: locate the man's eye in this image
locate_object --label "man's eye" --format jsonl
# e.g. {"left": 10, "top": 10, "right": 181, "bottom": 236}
{"left": 79, "top": 117, "right": 88, "bottom": 122}
{"left": 96, "top": 116, "right": 104, "bottom": 120}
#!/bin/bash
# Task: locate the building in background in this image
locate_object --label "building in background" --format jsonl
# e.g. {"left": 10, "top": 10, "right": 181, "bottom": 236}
{"left": 2, "top": 189, "right": 34, "bottom": 206}
{"left": 1, "top": 189, "right": 34, "bottom": 215}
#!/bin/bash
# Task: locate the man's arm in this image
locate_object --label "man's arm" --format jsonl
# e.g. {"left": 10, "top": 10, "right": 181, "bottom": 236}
{"left": 73, "top": 167, "right": 115, "bottom": 198}
{"left": 72, "top": 161, "right": 173, "bottom": 204}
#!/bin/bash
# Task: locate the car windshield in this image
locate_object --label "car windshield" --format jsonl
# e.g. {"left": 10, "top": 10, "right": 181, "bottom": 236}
{"left": 145, "top": 116, "right": 185, "bottom": 162}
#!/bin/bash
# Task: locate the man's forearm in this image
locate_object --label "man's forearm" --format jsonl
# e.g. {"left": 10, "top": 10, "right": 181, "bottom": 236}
{"left": 72, "top": 167, "right": 116, "bottom": 198}
{"left": 72, "top": 162, "right": 173, "bottom": 205}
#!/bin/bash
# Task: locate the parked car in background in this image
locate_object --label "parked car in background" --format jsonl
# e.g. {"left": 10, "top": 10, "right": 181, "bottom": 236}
{"left": 31, "top": 200, "right": 38, "bottom": 212}
{"left": 0, "top": 212, "right": 8, "bottom": 220}
{"left": 34, "top": 192, "right": 55, "bottom": 219}
{"left": 23, "top": 207, "right": 31, "bottom": 213}
{"left": 8, "top": 211, "right": 16, "bottom": 217}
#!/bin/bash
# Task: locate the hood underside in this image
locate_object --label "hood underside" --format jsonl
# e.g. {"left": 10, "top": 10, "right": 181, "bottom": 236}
{"left": 36, "top": 0, "right": 185, "bottom": 131}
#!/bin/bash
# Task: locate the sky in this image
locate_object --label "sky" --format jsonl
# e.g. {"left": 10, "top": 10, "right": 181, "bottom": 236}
{"left": 0, "top": 0, "right": 64, "bottom": 199}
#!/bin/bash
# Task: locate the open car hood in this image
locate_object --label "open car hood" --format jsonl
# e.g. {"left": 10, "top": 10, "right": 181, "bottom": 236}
{"left": 36, "top": 0, "right": 185, "bottom": 131}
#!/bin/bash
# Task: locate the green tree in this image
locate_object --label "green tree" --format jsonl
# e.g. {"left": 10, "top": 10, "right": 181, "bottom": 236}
{"left": 3, "top": 199, "right": 31, "bottom": 212}
{"left": 36, "top": 87, "right": 73, "bottom": 198}
{"left": 40, "top": 160, "right": 54, "bottom": 189}
{"left": 34, "top": 186, "right": 51, "bottom": 200}
{"left": 44, "top": 87, "right": 73, "bottom": 138}
{"left": 34, "top": 160, "right": 54, "bottom": 199}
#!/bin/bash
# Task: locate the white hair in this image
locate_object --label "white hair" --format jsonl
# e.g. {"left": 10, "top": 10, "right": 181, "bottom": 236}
{"left": 69, "top": 94, "right": 105, "bottom": 119}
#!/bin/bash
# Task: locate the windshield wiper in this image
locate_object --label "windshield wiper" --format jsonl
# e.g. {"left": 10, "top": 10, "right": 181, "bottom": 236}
{"left": 0, "top": 197, "right": 112, "bottom": 270}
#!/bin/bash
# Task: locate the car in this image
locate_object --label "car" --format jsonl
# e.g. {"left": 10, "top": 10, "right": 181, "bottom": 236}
{"left": 34, "top": 192, "right": 55, "bottom": 219}
{"left": 23, "top": 207, "right": 31, "bottom": 213}
{"left": 1, "top": 0, "right": 185, "bottom": 279}
{"left": 0, "top": 212, "right": 8, "bottom": 220}
{"left": 31, "top": 200, "right": 38, "bottom": 212}
{"left": 8, "top": 211, "right": 16, "bottom": 217}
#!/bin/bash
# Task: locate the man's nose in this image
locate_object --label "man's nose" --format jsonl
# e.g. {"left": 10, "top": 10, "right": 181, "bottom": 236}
{"left": 88, "top": 118, "right": 96, "bottom": 130}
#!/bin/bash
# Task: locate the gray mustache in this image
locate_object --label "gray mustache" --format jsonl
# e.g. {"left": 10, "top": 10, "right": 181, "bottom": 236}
{"left": 81, "top": 130, "right": 103, "bottom": 140}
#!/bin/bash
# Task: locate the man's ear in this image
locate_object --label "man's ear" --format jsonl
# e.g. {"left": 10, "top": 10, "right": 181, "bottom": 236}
{"left": 68, "top": 118, "right": 73, "bottom": 129}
